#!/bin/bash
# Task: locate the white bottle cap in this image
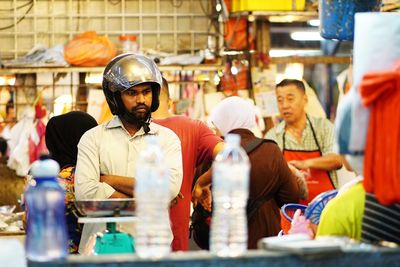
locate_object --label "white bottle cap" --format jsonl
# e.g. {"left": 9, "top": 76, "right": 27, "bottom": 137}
{"left": 30, "top": 155, "right": 60, "bottom": 178}
{"left": 224, "top": 133, "right": 241, "bottom": 146}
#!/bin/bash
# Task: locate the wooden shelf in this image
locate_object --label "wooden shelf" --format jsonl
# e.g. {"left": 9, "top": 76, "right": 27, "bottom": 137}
{"left": 0, "top": 56, "right": 351, "bottom": 76}
{"left": 230, "top": 11, "right": 318, "bottom": 22}
{"left": 0, "top": 64, "right": 224, "bottom": 75}
{"left": 269, "top": 56, "right": 351, "bottom": 65}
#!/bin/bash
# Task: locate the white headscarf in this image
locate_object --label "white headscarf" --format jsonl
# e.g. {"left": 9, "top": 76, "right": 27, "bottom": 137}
{"left": 210, "top": 96, "right": 256, "bottom": 136}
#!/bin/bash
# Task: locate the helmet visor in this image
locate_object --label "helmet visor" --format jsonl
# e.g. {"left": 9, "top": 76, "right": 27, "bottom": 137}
{"left": 103, "top": 54, "right": 162, "bottom": 92}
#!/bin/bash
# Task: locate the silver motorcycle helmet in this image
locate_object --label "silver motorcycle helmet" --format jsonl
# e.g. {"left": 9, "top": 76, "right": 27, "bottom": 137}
{"left": 102, "top": 53, "right": 162, "bottom": 115}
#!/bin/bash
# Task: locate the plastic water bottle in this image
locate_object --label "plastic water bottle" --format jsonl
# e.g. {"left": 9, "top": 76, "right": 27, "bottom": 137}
{"left": 25, "top": 155, "right": 68, "bottom": 261}
{"left": 135, "top": 136, "right": 171, "bottom": 258}
{"left": 210, "top": 134, "right": 250, "bottom": 257}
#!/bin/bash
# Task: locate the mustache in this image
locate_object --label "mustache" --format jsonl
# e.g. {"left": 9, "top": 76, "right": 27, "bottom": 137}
{"left": 134, "top": 105, "right": 149, "bottom": 111}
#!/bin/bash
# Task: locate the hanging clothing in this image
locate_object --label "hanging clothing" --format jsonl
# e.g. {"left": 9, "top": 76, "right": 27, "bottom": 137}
{"left": 7, "top": 107, "right": 35, "bottom": 176}
{"left": 281, "top": 116, "right": 335, "bottom": 205}
{"left": 350, "top": 13, "right": 400, "bottom": 153}
{"left": 360, "top": 68, "right": 400, "bottom": 205}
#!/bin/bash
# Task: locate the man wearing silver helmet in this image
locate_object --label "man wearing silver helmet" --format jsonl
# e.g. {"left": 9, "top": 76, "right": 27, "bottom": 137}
{"left": 74, "top": 54, "right": 183, "bottom": 253}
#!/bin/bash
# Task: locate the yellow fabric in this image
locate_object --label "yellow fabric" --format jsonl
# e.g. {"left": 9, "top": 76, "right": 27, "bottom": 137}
{"left": 98, "top": 101, "right": 113, "bottom": 124}
{"left": 316, "top": 182, "right": 365, "bottom": 240}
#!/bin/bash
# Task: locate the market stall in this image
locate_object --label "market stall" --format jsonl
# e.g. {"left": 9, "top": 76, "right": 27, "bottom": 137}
{"left": 0, "top": 0, "right": 399, "bottom": 266}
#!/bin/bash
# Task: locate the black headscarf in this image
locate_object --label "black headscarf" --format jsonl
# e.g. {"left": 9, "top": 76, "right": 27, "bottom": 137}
{"left": 45, "top": 111, "right": 98, "bottom": 169}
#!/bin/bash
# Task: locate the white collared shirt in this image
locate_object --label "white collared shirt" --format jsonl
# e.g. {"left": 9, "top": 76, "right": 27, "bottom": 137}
{"left": 75, "top": 116, "right": 182, "bottom": 201}
{"left": 75, "top": 116, "right": 182, "bottom": 253}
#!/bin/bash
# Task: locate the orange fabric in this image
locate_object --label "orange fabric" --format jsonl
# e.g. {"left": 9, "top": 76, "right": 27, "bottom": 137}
{"left": 360, "top": 69, "right": 400, "bottom": 205}
{"left": 224, "top": 18, "right": 248, "bottom": 50}
{"left": 98, "top": 101, "right": 113, "bottom": 124}
{"left": 64, "top": 31, "right": 117, "bottom": 67}
{"left": 283, "top": 150, "right": 335, "bottom": 205}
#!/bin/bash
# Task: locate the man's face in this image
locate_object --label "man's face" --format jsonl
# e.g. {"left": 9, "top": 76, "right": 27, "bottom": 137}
{"left": 276, "top": 84, "right": 307, "bottom": 124}
{"left": 121, "top": 83, "right": 153, "bottom": 120}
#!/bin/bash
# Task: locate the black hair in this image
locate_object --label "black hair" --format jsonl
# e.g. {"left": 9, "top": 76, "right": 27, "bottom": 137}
{"left": 0, "top": 137, "right": 7, "bottom": 156}
{"left": 276, "top": 79, "right": 305, "bottom": 93}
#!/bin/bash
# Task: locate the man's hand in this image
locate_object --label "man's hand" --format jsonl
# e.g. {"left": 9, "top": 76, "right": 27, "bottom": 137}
{"left": 288, "top": 163, "right": 309, "bottom": 200}
{"left": 289, "top": 159, "right": 309, "bottom": 170}
{"left": 192, "top": 182, "right": 212, "bottom": 212}
{"left": 290, "top": 154, "right": 343, "bottom": 171}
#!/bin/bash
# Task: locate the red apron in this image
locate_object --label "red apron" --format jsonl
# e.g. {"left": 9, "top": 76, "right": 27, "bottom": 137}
{"left": 282, "top": 117, "right": 335, "bottom": 205}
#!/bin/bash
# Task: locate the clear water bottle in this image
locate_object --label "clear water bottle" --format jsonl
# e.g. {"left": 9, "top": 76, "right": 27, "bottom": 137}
{"left": 135, "top": 136, "right": 171, "bottom": 258}
{"left": 25, "top": 155, "right": 68, "bottom": 261}
{"left": 210, "top": 134, "right": 250, "bottom": 257}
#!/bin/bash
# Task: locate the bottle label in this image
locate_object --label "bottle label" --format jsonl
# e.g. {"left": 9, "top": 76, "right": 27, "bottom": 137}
{"left": 212, "top": 162, "right": 250, "bottom": 207}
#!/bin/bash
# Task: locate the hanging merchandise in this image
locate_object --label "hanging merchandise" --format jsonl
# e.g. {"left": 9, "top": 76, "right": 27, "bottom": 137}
{"left": 224, "top": 18, "right": 250, "bottom": 50}
{"left": 64, "top": 31, "right": 117, "bottom": 67}
{"left": 349, "top": 13, "right": 399, "bottom": 152}
{"left": 220, "top": 60, "right": 249, "bottom": 94}
{"left": 181, "top": 71, "right": 207, "bottom": 117}
{"left": 7, "top": 108, "right": 35, "bottom": 176}
{"left": 360, "top": 64, "right": 400, "bottom": 206}
{"left": 28, "top": 95, "right": 48, "bottom": 164}
{"left": 319, "top": 0, "right": 381, "bottom": 41}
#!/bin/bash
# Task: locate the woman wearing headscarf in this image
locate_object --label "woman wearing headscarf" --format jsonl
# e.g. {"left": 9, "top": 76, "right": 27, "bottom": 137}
{"left": 193, "top": 96, "right": 302, "bottom": 249}
{"left": 45, "top": 111, "right": 98, "bottom": 253}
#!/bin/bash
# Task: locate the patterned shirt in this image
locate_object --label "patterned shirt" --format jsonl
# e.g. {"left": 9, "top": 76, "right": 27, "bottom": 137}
{"left": 266, "top": 115, "right": 338, "bottom": 188}
{"left": 58, "top": 166, "right": 80, "bottom": 254}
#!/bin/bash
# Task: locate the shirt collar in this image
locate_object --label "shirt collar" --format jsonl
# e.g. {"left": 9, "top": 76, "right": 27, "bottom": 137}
{"left": 276, "top": 115, "right": 312, "bottom": 134}
{"left": 105, "top": 116, "right": 158, "bottom": 136}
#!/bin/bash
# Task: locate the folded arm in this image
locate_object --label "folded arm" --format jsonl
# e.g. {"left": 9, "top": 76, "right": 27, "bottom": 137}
{"left": 100, "top": 175, "right": 134, "bottom": 197}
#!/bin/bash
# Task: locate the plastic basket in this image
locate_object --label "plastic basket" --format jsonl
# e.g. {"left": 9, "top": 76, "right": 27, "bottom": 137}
{"left": 304, "top": 190, "right": 338, "bottom": 225}
{"left": 280, "top": 204, "right": 307, "bottom": 235}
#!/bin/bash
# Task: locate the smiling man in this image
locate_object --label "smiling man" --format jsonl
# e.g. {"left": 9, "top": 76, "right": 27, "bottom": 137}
{"left": 74, "top": 54, "right": 182, "bottom": 253}
{"left": 266, "top": 79, "right": 342, "bottom": 204}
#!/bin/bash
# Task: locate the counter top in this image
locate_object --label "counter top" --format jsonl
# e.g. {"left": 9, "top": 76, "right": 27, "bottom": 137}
{"left": 28, "top": 248, "right": 400, "bottom": 267}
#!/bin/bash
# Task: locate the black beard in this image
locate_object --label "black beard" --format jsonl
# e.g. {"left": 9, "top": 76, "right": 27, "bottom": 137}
{"left": 115, "top": 93, "right": 152, "bottom": 133}
{"left": 131, "top": 105, "right": 151, "bottom": 120}
{"left": 122, "top": 108, "right": 150, "bottom": 124}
